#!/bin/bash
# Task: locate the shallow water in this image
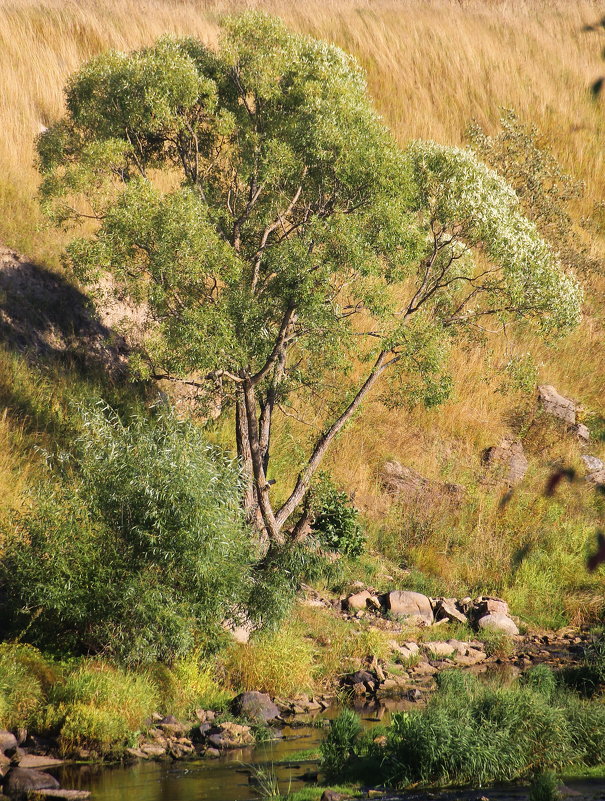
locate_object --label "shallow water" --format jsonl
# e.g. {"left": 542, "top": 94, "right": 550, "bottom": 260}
{"left": 54, "top": 701, "right": 407, "bottom": 801}
{"left": 52, "top": 699, "right": 605, "bottom": 801}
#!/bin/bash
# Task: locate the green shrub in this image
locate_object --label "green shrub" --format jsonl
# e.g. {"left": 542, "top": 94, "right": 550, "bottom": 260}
{"left": 0, "top": 403, "right": 255, "bottom": 665}
{"left": 324, "top": 670, "right": 605, "bottom": 788}
{"left": 46, "top": 661, "right": 158, "bottom": 755}
{"left": 320, "top": 709, "right": 362, "bottom": 782}
{"left": 0, "top": 644, "right": 52, "bottom": 729}
{"left": 529, "top": 771, "right": 561, "bottom": 801}
{"left": 310, "top": 477, "right": 364, "bottom": 558}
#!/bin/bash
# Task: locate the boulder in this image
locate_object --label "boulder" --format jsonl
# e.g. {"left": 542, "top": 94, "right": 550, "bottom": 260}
{"left": 341, "top": 670, "right": 378, "bottom": 696}
{"left": 473, "top": 596, "right": 509, "bottom": 619}
{"left": 3, "top": 767, "right": 60, "bottom": 798}
{"left": 321, "top": 791, "right": 346, "bottom": 801}
{"left": 0, "top": 732, "right": 17, "bottom": 756}
{"left": 477, "top": 613, "right": 519, "bottom": 636}
{"left": 205, "top": 722, "right": 254, "bottom": 749}
{"left": 423, "top": 641, "right": 456, "bottom": 658}
{"left": 538, "top": 385, "right": 578, "bottom": 425}
{"left": 140, "top": 743, "right": 166, "bottom": 757}
{"left": 433, "top": 598, "right": 468, "bottom": 625}
{"left": 344, "top": 590, "right": 380, "bottom": 612}
{"left": 379, "top": 461, "right": 464, "bottom": 500}
{"left": 587, "top": 469, "right": 605, "bottom": 487}
{"left": 482, "top": 439, "right": 528, "bottom": 486}
{"left": 230, "top": 691, "right": 280, "bottom": 724}
{"left": 383, "top": 590, "right": 433, "bottom": 625}
{"left": 582, "top": 455, "right": 605, "bottom": 474}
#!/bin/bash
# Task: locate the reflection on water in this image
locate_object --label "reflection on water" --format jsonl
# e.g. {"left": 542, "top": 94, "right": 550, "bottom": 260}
{"left": 55, "top": 701, "right": 410, "bottom": 801}
{"left": 53, "top": 698, "right": 605, "bottom": 801}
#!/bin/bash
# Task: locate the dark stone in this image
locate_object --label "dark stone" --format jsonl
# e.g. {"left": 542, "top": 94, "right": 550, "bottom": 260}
{"left": 3, "top": 766, "right": 60, "bottom": 799}
{"left": 230, "top": 691, "right": 280, "bottom": 723}
{"left": 0, "top": 734, "right": 17, "bottom": 757}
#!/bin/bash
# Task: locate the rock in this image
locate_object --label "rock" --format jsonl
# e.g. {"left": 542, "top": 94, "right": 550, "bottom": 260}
{"left": 586, "top": 469, "right": 605, "bottom": 487}
{"left": 383, "top": 590, "right": 433, "bottom": 625}
{"left": 15, "top": 756, "right": 63, "bottom": 770}
{"left": 433, "top": 599, "right": 468, "bottom": 625}
{"left": 0, "top": 733, "right": 17, "bottom": 756}
{"left": 321, "top": 792, "right": 345, "bottom": 801}
{"left": 477, "top": 613, "right": 519, "bottom": 636}
{"left": 30, "top": 792, "right": 91, "bottom": 800}
{"left": 3, "top": 767, "right": 60, "bottom": 798}
{"left": 582, "top": 455, "right": 605, "bottom": 473}
{"left": 423, "top": 641, "right": 456, "bottom": 658}
{"left": 405, "top": 688, "right": 423, "bottom": 701}
{"left": 473, "top": 597, "right": 509, "bottom": 618}
{"left": 206, "top": 722, "right": 254, "bottom": 749}
{"left": 140, "top": 743, "right": 166, "bottom": 757}
{"left": 0, "top": 754, "right": 10, "bottom": 777}
{"left": 344, "top": 590, "right": 380, "bottom": 612}
{"left": 205, "top": 747, "right": 221, "bottom": 758}
{"left": 230, "top": 691, "right": 280, "bottom": 723}
{"left": 538, "top": 385, "right": 578, "bottom": 425}
{"left": 454, "top": 648, "right": 487, "bottom": 666}
{"left": 482, "top": 439, "right": 528, "bottom": 486}
{"left": 573, "top": 423, "right": 590, "bottom": 442}
{"left": 379, "top": 461, "right": 464, "bottom": 500}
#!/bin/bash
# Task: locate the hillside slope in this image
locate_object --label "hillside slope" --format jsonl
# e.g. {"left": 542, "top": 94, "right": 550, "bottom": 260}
{"left": 0, "top": 0, "right": 605, "bottom": 627}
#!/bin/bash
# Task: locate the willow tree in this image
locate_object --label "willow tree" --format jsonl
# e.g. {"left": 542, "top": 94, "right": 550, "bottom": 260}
{"left": 38, "top": 13, "right": 582, "bottom": 545}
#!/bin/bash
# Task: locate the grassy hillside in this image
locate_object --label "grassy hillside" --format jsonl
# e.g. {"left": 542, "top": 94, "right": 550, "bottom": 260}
{"left": 1, "top": 0, "right": 605, "bottom": 627}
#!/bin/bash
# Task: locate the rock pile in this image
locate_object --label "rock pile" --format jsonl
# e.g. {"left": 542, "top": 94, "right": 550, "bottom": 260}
{"left": 341, "top": 588, "right": 520, "bottom": 635}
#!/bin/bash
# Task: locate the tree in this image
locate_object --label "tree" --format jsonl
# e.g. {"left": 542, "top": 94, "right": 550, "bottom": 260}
{"left": 38, "top": 13, "right": 582, "bottom": 546}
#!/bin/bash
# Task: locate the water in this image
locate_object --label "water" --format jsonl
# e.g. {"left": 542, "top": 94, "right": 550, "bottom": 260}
{"left": 52, "top": 699, "right": 605, "bottom": 801}
{"left": 54, "top": 700, "right": 409, "bottom": 801}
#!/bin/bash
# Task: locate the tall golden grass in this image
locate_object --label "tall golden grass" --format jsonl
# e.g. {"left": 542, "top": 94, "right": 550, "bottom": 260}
{"left": 1, "top": 0, "right": 605, "bottom": 622}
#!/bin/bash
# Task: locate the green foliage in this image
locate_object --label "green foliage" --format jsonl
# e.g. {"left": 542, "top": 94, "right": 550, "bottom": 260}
{"left": 530, "top": 770, "right": 561, "bottom": 801}
{"left": 468, "top": 109, "right": 596, "bottom": 276}
{"left": 0, "top": 403, "right": 255, "bottom": 664}
{"left": 323, "top": 670, "right": 605, "bottom": 788}
{"left": 310, "top": 476, "right": 364, "bottom": 557}
{"left": 0, "top": 644, "right": 52, "bottom": 729}
{"left": 45, "top": 662, "right": 158, "bottom": 755}
{"left": 320, "top": 709, "right": 363, "bottom": 782}
{"left": 38, "top": 15, "right": 581, "bottom": 538}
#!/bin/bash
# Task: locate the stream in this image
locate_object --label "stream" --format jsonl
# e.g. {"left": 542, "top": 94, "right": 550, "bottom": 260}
{"left": 52, "top": 699, "right": 605, "bottom": 801}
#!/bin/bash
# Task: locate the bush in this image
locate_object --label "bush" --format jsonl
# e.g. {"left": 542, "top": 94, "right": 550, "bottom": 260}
{"left": 46, "top": 661, "right": 158, "bottom": 755}
{"left": 0, "top": 644, "right": 53, "bottom": 729}
{"left": 530, "top": 771, "right": 561, "bottom": 801}
{"left": 0, "top": 403, "right": 255, "bottom": 665}
{"left": 320, "top": 709, "right": 363, "bottom": 782}
{"left": 222, "top": 626, "right": 315, "bottom": 697}
{"left": 323, "top": 670, "right": 605, "bottom": 787}
{"left": 310, "top": 477, "right": 364, "bottom": 558}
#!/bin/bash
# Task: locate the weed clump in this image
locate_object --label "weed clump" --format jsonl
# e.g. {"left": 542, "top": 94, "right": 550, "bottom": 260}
{"left": 321, "top": 669, "right": 605, "bottom": 787}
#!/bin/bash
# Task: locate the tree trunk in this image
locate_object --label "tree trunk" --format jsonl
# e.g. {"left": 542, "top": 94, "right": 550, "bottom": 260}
{"left": 242, "top": 377, "right": 285, "bottom": 545}
{"left": 235, "top": 388, "right": 263, "bottom": 532}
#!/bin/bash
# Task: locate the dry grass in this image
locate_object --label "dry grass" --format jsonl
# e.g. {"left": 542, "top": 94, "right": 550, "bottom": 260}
{"left": 1, "top": 0, "right": 605, "bottom": 627}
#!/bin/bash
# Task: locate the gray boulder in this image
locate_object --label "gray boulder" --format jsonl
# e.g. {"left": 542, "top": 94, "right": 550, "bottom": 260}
{"left": 383, "top": 590, "right": 433, "bottom": 625}
{"left": 482, "top": 439, "right": 528, "bottom": 486}
{"left": 477, "top": 613, "right": 519, "bottom": 636}
{"left": 537, "top": 385, "right": 577, "bottom": 425}
{"left": 379, "top": 461, "right": 464, "bottom": 500}
{"left": 3, "top": 767, "right": 60, "bottom": 799}
{"left": 230, "top": 691, "right": 280, "bottom": 723}
{"left": 0, "top": 732, "right": 17, "bottom": 756}
{"left": 582, "top": 455, "right": 605, "bottom": 474}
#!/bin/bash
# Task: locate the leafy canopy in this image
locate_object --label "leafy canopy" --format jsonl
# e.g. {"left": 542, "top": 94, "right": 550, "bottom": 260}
{"left": 38, "top": 13, "right": 581, "bottom": 536}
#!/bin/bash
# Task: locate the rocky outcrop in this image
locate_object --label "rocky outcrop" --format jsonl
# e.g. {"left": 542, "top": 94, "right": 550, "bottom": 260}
{"left": 477, "top": 613, "right": 519, "bottom": 636}
{"left": 230, "top": 692, "right": 280, "bottom": 724}
{"left": 343, "top": 590, "right": 381, "bottom": 612}
{"left": 382, "top": 590, "right": 434, "bottom": 625}
{"left": 3, "top": 766, "right": 60, "bottom": 799}
{"left": 482, "top": 439, "right": 528, "bottom": 486}
{"left": 379, "top": 461, "right": 464, "bottom": 500}
{"left": 537, "top": 385, "right": 589, "bottom": 441}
